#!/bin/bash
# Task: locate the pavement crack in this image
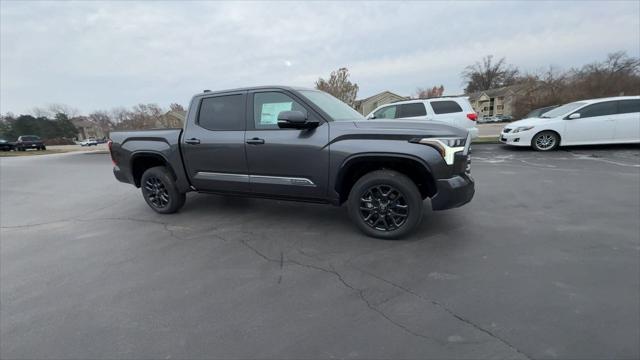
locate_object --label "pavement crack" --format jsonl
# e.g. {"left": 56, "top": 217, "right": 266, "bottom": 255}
{"left": 236, "top": 236, "right": 442, "bottom": 344}
{"left": 1, "top": 219, "right": 72, "bottom": 229}
{"left": 355, "top": 268, "right": 532, "bottom": 359}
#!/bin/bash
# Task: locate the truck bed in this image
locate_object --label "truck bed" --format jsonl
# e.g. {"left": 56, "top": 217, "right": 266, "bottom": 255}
{"left": 109, "top": 128, "right": 191, "bottom": 192}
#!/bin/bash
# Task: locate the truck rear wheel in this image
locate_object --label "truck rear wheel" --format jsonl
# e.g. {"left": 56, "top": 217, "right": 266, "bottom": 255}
{"left": 347, "top": 170, "right": 423, "bottom": 239}
{"left": 140, "top": 166, "right": 186, "bottom": 214}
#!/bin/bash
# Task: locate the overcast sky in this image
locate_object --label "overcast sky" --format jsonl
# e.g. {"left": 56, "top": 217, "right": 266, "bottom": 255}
{"left": 1, "top": 1, "right": 639, "bottom": 115}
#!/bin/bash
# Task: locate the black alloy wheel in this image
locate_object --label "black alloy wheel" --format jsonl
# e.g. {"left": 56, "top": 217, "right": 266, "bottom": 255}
{"left": 144, "top": 176, "right": 170, "bottom": 209}
{"left": 347, "top": 170, "right": 423, "bottom": 239}
{"left": 359, "top": 184, "right": 409, "bottom": 232}
{"left": 140, "top": 166, "right": 186, "bottom": 214}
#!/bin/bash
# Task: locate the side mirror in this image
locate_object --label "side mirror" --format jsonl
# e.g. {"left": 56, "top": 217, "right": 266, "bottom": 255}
{"left": 367, "top": 114, "right": 376, "bottom": 120}
{"left": 277, "top": 111, "right": 318, "bottom": 129}
{"left": 568, "top": 113, "right": 581, "bottom": 120}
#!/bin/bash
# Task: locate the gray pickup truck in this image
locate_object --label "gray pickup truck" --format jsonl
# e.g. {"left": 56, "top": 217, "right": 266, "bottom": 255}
{"left": 109, "top": 86, "right": 474, "bottom": 238}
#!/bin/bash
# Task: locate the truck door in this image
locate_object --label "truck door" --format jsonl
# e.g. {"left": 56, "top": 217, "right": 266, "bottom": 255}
{"left": 244, "top": 90, "right": 329, "bottom": 199}
{"left": 181, "top": 91, "right": 249, "bottom": 193}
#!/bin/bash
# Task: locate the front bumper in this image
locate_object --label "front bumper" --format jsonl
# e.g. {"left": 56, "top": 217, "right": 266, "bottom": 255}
{"left": 431, "top": 132, "right": 475, "bottom": 210}
{"left": 431, "top": 174, "right": 475, "bottom": 210}
{"left": 499, "top": 130, "right": 534, "bottom": 146}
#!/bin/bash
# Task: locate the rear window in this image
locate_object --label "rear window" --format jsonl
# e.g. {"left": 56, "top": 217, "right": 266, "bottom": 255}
{"left": 430, "top": 100, "right": 463, "bottom": 114}
{"left": 197, "top": 94, "right": 245, "bottom": 131}
{"left": 399, "top": 103, "right": 427, "bottom": 118}
{"left": 618, "top": 100, "right": 640, "bottom": 114}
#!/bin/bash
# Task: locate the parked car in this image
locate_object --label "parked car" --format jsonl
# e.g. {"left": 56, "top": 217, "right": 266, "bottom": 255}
{"left": 494, "top": 115, "right": 513, "bottom": 122}
{"left": 523, "top": 105, "right": 558, "bottom": 119}
{"left": 0, "top": 139, "right": 15, "bottom": 151}
{"left": 500, "top": 96, "right": 640, "bottom": 151}
{"left": 365, "top": 97, "right": 479, "bottom": 138}
{"left": 478, "top": 116, "right": 494, "bottom": 124}
{"left": 79, "top": 138, "right": 98, "bottom": 146}
{"left": 14, "top": 135, "right": 46, "bottom": 151}
{"left": 109, "top": 86, "right": 475, "bottom": 239}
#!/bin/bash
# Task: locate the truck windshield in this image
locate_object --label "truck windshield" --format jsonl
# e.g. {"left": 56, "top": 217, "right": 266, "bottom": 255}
{"left": 298, "top": 90, "right": 364, "bottom": 121}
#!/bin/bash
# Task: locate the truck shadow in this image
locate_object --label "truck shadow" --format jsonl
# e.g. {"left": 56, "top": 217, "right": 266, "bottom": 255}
{"left": 180, "top": 192, "right": 466, "bottom": 244}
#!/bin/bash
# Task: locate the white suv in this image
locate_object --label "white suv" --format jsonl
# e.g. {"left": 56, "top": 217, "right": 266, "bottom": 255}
{"left": 500, "top": 96, "right": 640, "bottom": 151}
{"left": 366, "top": 97, "right": 479, "bottom": 138}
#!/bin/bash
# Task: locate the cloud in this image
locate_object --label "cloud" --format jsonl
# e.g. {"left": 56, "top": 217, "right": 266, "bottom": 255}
{"left": 1, "top": 1, "right": 638, "bottom": 114}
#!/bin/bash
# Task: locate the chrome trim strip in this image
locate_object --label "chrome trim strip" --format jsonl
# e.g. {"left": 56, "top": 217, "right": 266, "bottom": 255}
{"left": 194, "top": 172, "right": 249, "bottom": 183}
{"left": 194, "top": 172, "right": 315, "bottom": 187}
{"left": 250, "top": 175, "right": 316, "bottom": 187}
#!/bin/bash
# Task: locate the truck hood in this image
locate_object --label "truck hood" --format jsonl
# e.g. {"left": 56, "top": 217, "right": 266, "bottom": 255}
{"left": 350, "top": 119, "right": 468, "bottom": 138}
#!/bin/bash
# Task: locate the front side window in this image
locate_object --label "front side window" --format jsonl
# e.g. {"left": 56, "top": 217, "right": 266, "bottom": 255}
{"left": 253, "top": 92, "right": 307, "bottom": 129}
{"left": 373, "top": 105, "right": 397, "bottom": 119}
{"left": 576, "top": 101, "right": 617, "bottom": 119}
{"left": 198, "top": 94, "right": 245, "bottom": 131}
{"left": 399, "top": 103, "right": 426, "bottom": 118}
{"left": 430, "top": 100, "right": 463, "bottom": 114}
{"left": 618, "top": 100, "right": 640, "bottom": 114}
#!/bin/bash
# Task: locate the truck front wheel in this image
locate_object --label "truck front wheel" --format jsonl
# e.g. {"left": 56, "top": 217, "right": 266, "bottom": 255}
{"left": 347, "top": 170, "right": 423, "bottom": 239}
{"left": 140, "top": 166, "right": 186, "bottom": 214}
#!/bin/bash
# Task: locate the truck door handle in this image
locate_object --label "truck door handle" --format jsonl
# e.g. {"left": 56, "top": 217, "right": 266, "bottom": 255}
{"left": 185, "top": 138, "right": 200, "bottom": 145}
{"left": 246, "top": 138, "right": 265, "bottom": 145}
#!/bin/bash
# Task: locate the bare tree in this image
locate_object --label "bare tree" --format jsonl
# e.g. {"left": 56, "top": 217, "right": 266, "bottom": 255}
{"left": 315, "top": 67, "right": 359, "bottom": 107}
{"left": 31, "top": 104, "right": 79, "bottom": 118}
{"left": 462, "top": 55, "right": 519, "bottom": 94}
{"left": 48, "top": 104, "right": 79, "bottom": 118}
{"left": 415, "top": 85, "right": 445, "bottom": 99}
{"left": 567, "top": 51, "right": 640, "bottom": 99}
{"left": 31, "top": 107, "right": 50, "bottom": 118}
{"left": 110, "top": 107, "right": 131, "bottom": 125}
{"left": 511, "top": 52, "right": 640, "bottom": 118}
{"left": 169, "top": 103, "right": 185, "bottom": 112}
{"left": 88, "top": 111, "right": 114, "bottom": 135}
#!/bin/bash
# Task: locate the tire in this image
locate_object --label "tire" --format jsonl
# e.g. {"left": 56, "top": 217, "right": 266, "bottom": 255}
{"left": 347, "top": 170, "right": 423, "bottom": 239}
{"left": 531, "top": 131, "right": 560, "bottom": 151}
{"left": 41, "top": 146, "right": 46, "bottom": 150}
{"left": 140, "top": 166, "right": 186, "bottom": 214}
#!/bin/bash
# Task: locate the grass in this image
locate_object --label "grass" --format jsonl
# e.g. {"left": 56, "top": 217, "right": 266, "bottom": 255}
{"left": 0, "top": 149, "right": 76, "bottom": 157}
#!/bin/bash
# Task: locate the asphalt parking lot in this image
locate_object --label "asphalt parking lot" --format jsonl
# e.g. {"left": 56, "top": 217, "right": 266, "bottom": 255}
{"left": 1, "top": 144, "right": 639, "bottom": 359}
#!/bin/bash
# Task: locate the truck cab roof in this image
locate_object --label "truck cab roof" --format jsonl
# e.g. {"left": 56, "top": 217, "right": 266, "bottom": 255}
{"left": 195, "top": 85, "right": 316, "bottom": 97}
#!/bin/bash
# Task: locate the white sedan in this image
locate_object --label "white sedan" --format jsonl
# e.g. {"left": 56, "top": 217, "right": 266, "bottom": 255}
{"left": 500, "top": 96, "right": 640, "bottom": 151}
{"left": 79, "top": 138, "right": 98, "bottom": 146}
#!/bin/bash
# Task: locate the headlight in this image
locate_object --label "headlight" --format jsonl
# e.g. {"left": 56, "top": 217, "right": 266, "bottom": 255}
{"left": 410, "top": 137, "right": 466, "bottom": 165}
{"left": 512, "top": 126, "right": 534, "bottom": 133}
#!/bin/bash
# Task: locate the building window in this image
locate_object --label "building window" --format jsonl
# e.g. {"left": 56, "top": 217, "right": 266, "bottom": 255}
{"left": 497, "top": 105, "right": 504, "bottom": 110}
